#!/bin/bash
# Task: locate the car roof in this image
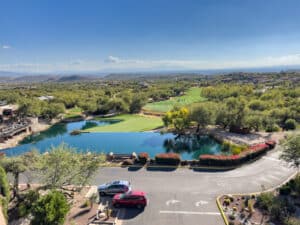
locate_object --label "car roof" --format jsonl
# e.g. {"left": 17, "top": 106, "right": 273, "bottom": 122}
{"left": 111, "top": 180, "right": 130, "bottom": 185}
{"left": 128, "top": 190, "right": 145, "bottom": 196}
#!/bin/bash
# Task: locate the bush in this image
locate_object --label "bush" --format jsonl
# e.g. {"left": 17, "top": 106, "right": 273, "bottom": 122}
{"left": 138, "top": 152, "right": 149, "bottom": 164}
{"left": 266, "top": 123, "right": 280, "bottom": 132}
{"left": 256, "top": 192, "right": 275, "bottom": 212}
{"left": 0, "top": 166, "right": 9, "bottom": 219}
{"left": 31, "top": 190, "right": 70, "bottom": 225}
{"left": 155, "top": 153, "right": 181, "bottom": 165}
{"left": 279, "top": 184, "right": 291, "bottom": 195}
{"left": 284, "top": 119, "right": 297, "bottom": 130}
{"left": 18, "top": 190, "right": 40, "bottom": 217}
{"left": 199, "top": 143, "right": 270, "bottom": 166}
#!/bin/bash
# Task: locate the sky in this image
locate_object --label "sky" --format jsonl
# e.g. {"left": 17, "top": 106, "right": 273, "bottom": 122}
{"left": 1, "top": 0, "right": 300, "bottom": 73}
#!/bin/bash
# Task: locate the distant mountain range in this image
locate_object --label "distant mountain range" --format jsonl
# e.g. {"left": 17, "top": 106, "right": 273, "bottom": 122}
{"left": 1, "top": 65, "right": 300, "bottom": 83}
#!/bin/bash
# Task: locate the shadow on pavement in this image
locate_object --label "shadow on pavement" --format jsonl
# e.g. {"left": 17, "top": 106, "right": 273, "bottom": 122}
{"left": 127, "top": 166, "right": 144, "bottom": 172}
{"left": 191, "top": 167, "right": 236, "bottom": 172}
{"left": 146, "top": 166, "right": 177, "bottom": 172}
{"left": 118, "top": 208, "right": 144, "bottom": 220}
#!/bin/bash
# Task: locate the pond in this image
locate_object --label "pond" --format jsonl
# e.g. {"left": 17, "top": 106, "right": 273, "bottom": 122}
{"left": 1, "top": 120, "right": 222, "bottom": 160}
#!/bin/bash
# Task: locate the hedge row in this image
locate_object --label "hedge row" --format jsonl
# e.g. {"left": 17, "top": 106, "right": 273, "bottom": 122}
{"left": 155, "top": 153, "right": 181, "bottom": 165}
{"left": 199, "top": 141, "right": 276, "bottom": 167}
{"left": 138, "top": 152, "right": 149, "bottom": 164}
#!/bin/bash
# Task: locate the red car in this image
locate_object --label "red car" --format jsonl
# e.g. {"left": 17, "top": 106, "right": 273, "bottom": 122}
{"left": 112, "top": 191, "right": 148, "bottom": 209}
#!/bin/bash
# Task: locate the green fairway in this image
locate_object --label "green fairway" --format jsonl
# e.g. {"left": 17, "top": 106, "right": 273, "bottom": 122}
{"left": 84, "top": 114, "right": 164, "bottom": 132}
{"left": 143, "top": 87, "right": 205, "bottom": 112}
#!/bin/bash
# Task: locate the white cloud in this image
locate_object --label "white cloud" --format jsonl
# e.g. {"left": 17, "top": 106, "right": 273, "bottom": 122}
{"left": 2, "top": 45, "right": 11, "bottom": 49}
{"left": 1, "top": 53, "right": 300, "bottom": 73}
{"left": 69, "top": 60, "right": 83, "bottom": 65}
{"left": 105, "top": 56, "right": 120, "bottom": 63}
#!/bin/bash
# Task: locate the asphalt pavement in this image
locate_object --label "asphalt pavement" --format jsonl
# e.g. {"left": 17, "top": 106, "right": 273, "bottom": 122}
{"left": 92, "top": 147, "right": 296, "bottom": 225}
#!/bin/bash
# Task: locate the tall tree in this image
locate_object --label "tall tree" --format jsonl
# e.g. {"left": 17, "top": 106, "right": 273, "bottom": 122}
{"left": 0, "top": 157, "right": 26, "bottom": 199}
{"left": 35, "top": 143, "right": 105, "bottom": 191}
{"left": 280, "top": 134, "right": 300, "bottom": 169}
{"left": 190, "top": 103, "right": 215, "bottom": 132}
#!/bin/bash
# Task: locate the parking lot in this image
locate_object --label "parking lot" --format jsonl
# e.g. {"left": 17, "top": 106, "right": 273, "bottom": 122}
{"left": 92, "top": 148, "right": 296, "bottom": 225}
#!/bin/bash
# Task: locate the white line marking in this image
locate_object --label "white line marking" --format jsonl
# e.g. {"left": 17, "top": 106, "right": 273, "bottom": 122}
{"left": 160, "top": 210, "right": 220, "bottom": 215}
{"left": 195, "top": 200, "right": 208, "bottom": 206}
{"left": 166, "top": 199, "right": 180, "bottom": 206}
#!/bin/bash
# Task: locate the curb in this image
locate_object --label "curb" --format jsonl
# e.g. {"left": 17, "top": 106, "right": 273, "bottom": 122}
{"left": 216, "top": 171, "right": 298, "bottom": 225}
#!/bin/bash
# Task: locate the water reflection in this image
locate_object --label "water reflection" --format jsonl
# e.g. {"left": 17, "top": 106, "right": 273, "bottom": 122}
{"left": 4, "top": 121, "right": 222, "bottom": 160}
{"left": 163, "top": 134, "right": 221, "bottom": 159}
{"left": 20, "top": 123, "right": 68, "bottom": 144}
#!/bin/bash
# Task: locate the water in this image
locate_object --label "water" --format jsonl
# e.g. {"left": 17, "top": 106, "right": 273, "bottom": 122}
{"left": 1, "top": 120, "right": 222, "bottom": 160}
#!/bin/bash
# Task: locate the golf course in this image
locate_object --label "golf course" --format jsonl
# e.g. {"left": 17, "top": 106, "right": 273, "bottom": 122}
{"left": 84, "top": 114, "right": 164, "bottom": 132}
{"left": 143, "top": 87, "right": 205, "bottom": 113}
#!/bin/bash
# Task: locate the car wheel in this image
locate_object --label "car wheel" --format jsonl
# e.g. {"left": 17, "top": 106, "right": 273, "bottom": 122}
{"left": 99, "top": 192, "right": 105, "bottom": 196}
{"left": 136, "top": 204, "right": 143, "bottom": 209}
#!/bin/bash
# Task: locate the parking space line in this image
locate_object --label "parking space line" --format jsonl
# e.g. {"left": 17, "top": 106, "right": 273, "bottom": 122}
{"left": 159, "top": 210, "right": 220, "bottom": 215}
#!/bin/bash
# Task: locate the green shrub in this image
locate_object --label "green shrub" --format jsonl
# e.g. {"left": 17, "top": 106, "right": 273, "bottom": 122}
{"left": 138, "top": 152, "right": 149, "bottom": 164}
{"left": 155, "top": 153, "right": 181, "bottom": 165}
{"left": 31, "top": 190, "right": 70, "bottom": 225}
{"left": 279, "top": 184, "right": 291, "bottom": 195}
{"left": 266, "top": 123, "right": 280, "bottom": 132}
{"left": 256, "top": 192, "right": 275, "bottom": 212}
{"left": 18, "top": 190, "right": 40, "bottom": 217}
{"left": 0, "top": 166, "right": 9, "bottom": 220}
{"left": 231, "top": 146, "right": 242, "bottom": 155}
{"left": 284, "top": 119, "right": 297, "bottom": 130}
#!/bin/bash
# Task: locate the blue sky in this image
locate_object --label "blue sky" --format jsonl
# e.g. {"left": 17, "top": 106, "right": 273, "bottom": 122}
{"left": 1, "top": 0, "right": 300, "bottom": 73}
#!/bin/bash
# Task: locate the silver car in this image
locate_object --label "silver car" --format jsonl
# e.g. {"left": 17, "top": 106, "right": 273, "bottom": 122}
{"left": 98, "top": 180, "right": 131, "bottom": 196}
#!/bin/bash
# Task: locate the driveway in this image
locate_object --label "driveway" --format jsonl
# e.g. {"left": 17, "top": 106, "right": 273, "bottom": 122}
{"left": 92, "top": 147, "right": 296, "bottom": 225}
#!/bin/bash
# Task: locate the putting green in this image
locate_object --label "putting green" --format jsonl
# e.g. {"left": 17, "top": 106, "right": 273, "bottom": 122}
{"left": 84, "top": 114, "right": 164, "bottom": 132}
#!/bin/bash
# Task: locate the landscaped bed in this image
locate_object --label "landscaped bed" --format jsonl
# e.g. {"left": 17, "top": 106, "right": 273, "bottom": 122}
{"left": 219, "top": 175, "right": 300, "bottom": 225}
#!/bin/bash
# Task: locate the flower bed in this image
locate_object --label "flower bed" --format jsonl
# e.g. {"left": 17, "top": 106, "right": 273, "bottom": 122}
{"left": 138, "top": 152, "right": 149, "bottom": 164}
{"left": 155, "top": 153, "right": 181, "bottom": 166}
{"left": 199, "top": 141, "right": 275, "bottom": 167}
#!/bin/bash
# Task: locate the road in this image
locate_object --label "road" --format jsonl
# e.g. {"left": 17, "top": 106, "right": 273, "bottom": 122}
{"left": 92, "top": 147, "right": 296, "bottom": 225}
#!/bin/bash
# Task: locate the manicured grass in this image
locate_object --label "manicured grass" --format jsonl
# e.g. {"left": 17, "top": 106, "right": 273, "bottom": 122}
{"left": 64, "top": 107, "right": 83, "bottom": 119}
{"left": 143, "top": 87, "right": 205, "bottom": 113}
{"left": 84, "top": 114, "right": 164, "bottom": 132}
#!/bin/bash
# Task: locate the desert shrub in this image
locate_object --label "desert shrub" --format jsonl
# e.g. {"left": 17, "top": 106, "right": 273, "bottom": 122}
{"left": 229, "top": 214, "right": 235, "bottom": 220}
{"left": 0, "top": 166, "right": 9, "bottom": 219}
{"left": 138, "top": 152, "right": 149, "bottom": 164}
{"left": 31, "top": 190, "right": 70, "bottom": 225}
{"left": 155, "top": 153, "right": 181, "bottom": 165}
{"left": 279, "top": 184, "right": 291, "bottom": 195}
{"left": 284, "top": 119, "right": 297, "bottom": 130}
{"left": 18, "top": 190, "right": 40, "bottom": 217}
{"left": 256, "top": 192, "right": 275, "bottom": 212}
{"left": 284, "top": 217, "right": 300, "bottom": 225}
{"left": 266, "top": 123, "right": 280, "bottom": 132}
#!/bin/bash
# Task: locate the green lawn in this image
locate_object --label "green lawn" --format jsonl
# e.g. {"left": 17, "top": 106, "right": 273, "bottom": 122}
{"left": 143, "top": 87, "right": 205, "bottom": 113}
{"left": 64, "top": 107, "right": 83, "bottom": 119}
{"left": 84, "top": 114, "right": 164, "bottom": 132}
